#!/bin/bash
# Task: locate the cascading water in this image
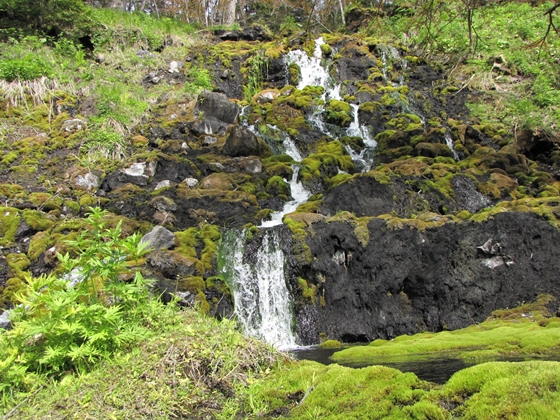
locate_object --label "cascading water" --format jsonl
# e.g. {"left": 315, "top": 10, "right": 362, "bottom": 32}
{"left": 445, "top": 130, "right": 459, "bottom": 160}
{"left": 260, "top": 135, "right": 311, "bottom": 228}
{"left": 220, "top": 229, "right": 297, "bottom": 349}
{"left": 286, "top": 38, "right": 377, "bottom": 171}
{"left": 346, "top": 104, "right": 377, "bottom": 172}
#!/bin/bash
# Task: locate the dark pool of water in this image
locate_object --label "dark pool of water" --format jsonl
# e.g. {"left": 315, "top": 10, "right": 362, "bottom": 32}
{"left": 289, "top": 347, "right": 560, "bottom": 384}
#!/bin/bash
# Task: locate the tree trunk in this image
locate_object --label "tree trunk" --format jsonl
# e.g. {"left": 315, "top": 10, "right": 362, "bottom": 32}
{"left": 223, "top": 0, "right": 237, "bottom": 26}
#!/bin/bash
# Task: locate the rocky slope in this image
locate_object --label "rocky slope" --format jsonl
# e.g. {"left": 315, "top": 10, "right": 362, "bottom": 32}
{"left": 2, "top": 28, "right": 560, "bottom": 346}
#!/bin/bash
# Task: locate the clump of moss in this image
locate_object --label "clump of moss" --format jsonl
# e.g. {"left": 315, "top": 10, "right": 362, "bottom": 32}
{"left": 298, "top": 277, "right": 317, "bottom": 303}
{"left": 319, "top": 339, "right": 342, "bottom": 349}
{"left": 0, "top": 206, "right": 21, "bottom": 246}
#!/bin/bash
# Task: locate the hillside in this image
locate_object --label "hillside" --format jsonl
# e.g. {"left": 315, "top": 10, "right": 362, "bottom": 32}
{"left": 2, "top": 0, "right": 560, "bottom": 417}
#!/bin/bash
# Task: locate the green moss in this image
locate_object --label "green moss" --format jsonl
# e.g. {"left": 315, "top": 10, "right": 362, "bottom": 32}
{"left": 206, "top": 276, "right": 230, "bottom": 294}
{"left": 22, "top": 209, "right": 55, "bottom": 231}
{"left": 28, "top": 231, "right": 53, "bottom": 262}
{"left": 28, "top": 192, "right": 63, "bottom": 212}
{"left": 288, "top": 62, "right": 301, "bottom": 86}
{"left": 325, "top": 99, "right": 352, "bottom": 126}
{"left": 359, "top": 101, "right": 382, "bottom": 113}
{"left": 298, "top": 277, "right": 316, "bottom": 303}
{"left": 319, "top": 339, "right": 342, "bottom": 349}
{"left": 0, "top": 206, "right": 21, "bottom": 246}
{"left": 248, "top": 360, "right": 433, "bottom": 419}
{"left": 266, "top": 175, "right": 290, "bottom": 199}
{"left": 332, "top": 295, "right": 560, "bottom": 365}
{"left": 179, "top": 276, "right": 205, "bottom": 293}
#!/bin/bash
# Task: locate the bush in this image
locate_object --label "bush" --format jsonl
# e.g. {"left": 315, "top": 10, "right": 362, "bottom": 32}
{"left": 0, "top": 208, "right": 169, "bottom": 398}
{"left": 0, "top": 54, "right": 53, "bottom": 81}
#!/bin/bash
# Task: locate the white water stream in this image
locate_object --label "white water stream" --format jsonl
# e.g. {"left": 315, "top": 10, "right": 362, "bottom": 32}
{"left": 220, "top": 230, "right": 297, "bottom": 349}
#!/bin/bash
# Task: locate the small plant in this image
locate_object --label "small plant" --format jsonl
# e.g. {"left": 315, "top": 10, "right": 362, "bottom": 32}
{"left": 0, "top": 208, "right": 165, "bottom": 401}
{"left": 185, "top": 66, "right": 214, "bottom": 94}
{"left": 80, "top": 126, "right": 126, "bottom": 165}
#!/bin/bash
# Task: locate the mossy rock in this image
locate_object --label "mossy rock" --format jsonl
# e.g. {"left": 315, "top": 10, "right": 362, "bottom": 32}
{"left": 288, "top": 62, "right": 301, "bottom": 86}
{"left": 325, "top": 100, "right": 352, "bottom": 127}
{"left": 0, "top": 206, "right": 21, "bottom": 246}
{"left": 415, "top": 142, "right": 452, "bottom": 158}
{"left": 266, "top": 175, "right": 290, "bottom": 199}
{"left": 319, "top": 339, "right": 342, "bottom": 349}
{"left": 22, "top": 209, "right": 55, "bottom": 231}
{"left": 28, "top": 192, "right": 63, "bottom": 212}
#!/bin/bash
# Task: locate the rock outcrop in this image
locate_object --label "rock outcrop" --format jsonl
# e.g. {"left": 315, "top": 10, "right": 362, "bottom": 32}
{"left": 292, "top": 212, "right": 560, "bottom": 344}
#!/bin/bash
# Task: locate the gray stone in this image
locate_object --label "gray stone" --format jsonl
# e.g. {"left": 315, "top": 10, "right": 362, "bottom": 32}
{"left": 183, "top": 177, "right": 199, "bottom": 188}
{"left": 121, "top": 161, "right": 158, "bottom": 186}
{"left": 222, "top": 125, "right": 271, "bottom": 158}
{"left": 62, "top": 118, "right": 87, "bottom": 132}
{"left": 154, "top": 180, "right": 172, "bottom": 191}
{"left": 141, "top": 226, "right": 177, "bottom": 251}
{"left": 137, "top": 49, "right": 155, "bottom": 59}
{"left": 168, "top": 61, "right": 184, "bottom": 73}
{"left": 239, "top": 156, "right": 262, "bottom": 173}
{"left": 75, "top": 172, "right": 100, "bottom": 190}
{"left": 0, "top": 310, "right": 11, "bottom": 329}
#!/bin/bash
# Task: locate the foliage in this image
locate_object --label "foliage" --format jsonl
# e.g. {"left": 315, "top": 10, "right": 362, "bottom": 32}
{"left": 80, "top": 127, "right": 127, "bottom": 166}
{"left": 0, "top": 208, "right": 167, "bottom": 407}
{"left": 185, "top": 66, "right": 214, "bottom": 94}
{"left": 0, "top": 0, "right": 93, "bottom": 38}
{"left": 361, "top": 0, "right": 560, "bottom": 134}
{"left": 5, "top": 307, "right": 281, "bottom": 418}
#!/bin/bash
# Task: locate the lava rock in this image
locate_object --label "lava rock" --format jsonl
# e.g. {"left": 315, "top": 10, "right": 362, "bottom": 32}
{"left": 222, "top": 125, "right": 271, "bottom": 158}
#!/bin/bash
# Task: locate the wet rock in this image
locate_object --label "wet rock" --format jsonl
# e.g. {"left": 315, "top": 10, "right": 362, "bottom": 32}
{"left": 452, "top": 176, "right": 491, "bottom": 213}
{"left": 294, "top": 212, "right": 560, "bottom": 344}
{"left": 222, "top": 125, "right": 271, "bottom": 158}
{"left": 141, "top": 226, "right": 177, "bottom": 251}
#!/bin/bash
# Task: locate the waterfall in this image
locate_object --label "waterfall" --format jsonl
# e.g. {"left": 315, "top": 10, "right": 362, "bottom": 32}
{"left": 220, "top": 230, "right": 296, "bottom": 349}
{"left": 259, "top": 136, "right": 311, "bottom": 227}
{"left": 286, "top": 38, "right": 379, "bottom": 170}
{"left": 445, "top": 130, "right": 459, "bottom": 160}
{"left": 260, "top": 165, "right": 310, "bottom": 228}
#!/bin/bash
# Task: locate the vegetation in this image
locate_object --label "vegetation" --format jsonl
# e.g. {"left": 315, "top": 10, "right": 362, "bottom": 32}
{"left": 2, "top": 0, "right": 560, "bottom": 418}
{"left": 331, "top": 295, "right": 560, "bottom": 364}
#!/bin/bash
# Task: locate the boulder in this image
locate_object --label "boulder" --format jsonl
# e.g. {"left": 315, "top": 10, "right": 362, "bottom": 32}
{"left": 118, "top": 161, "right": 158, "bottom": 186}
{"left": 147, "top": 250, "right": 198, "bottom": 278}
{"left": 188, "top": 89, "right": 243, "bottom": 133}
{"left": 222, "top": 125, "right": 271, "bottom": 158}
{"left": 141, "top": 226, "right": 177, "bottom": 251}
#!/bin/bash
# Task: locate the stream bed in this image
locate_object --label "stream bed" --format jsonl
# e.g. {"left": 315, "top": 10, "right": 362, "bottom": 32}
{"left": 290, "top": 347, "right": 560, "bottom": 384}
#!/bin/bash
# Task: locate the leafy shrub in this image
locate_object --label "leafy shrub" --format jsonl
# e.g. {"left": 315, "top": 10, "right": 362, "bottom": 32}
{"left": 0, "top": 55, "right": 53, "bottom": 82}
{"left": 185, "top": 67, "right": 214, "bottom": 94}
{"left": 0, "top": 208, "right": 167, "bottom": 397}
